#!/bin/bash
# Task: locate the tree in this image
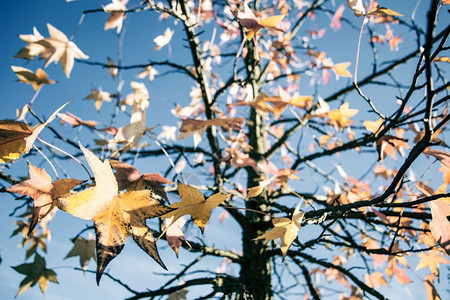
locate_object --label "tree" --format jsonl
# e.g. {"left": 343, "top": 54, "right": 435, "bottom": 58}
{"left": 1, "top": 0, "right": 449, "bottom": 299}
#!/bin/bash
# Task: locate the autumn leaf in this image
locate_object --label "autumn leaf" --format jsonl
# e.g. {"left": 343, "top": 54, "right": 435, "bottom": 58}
{"left": 14, "top": 27, "right": 48, "bottom": 61}
{"left": 7, "top": 162, "right": 82, "bottom": 235}
{"left": 84, "top": 88, "right": 112, "bottom": 111}
{"left": 103, "top": 0, "right": 128, "bottom": 34}
{"left": 253, "top": 202, "right": 305, "bottom": 259}
{"left": 11, "top": 66, "right": 55, "bottom": 91}
{"left": 58, "top": 112, "right": 98, "bottom": 128}
{"left": 65, "top": 236, "right": 96, "bottom": 271}
{"left": 363, "top": 118, "right": 384, "bottom": 134}
{"left": 327, "top": 102, "right": 358, "bottom": 129}
{"left": 331, "top": 62, "right": 352, "bottom": 79}
{"left": 37, "top": 23, "right": 89, "bottom": 78}
{"left": 235, "top": 3, "right": 285, "bottom": 40}
{"left": 433, "top": 56, "right": 450, "bottom": 63}
{"left": 425, "top": 150, "right": 450, "bottom": 169}
{"left": 0, "top": 101, "right": 70, "bottom": 163}
{"left": 177, "top": 118, "right": 244, "bottom": 148}
{"left": 12, "top": 253, "right": 58, "bottom": 297}
{"left": 428, "top": 199, "right": 450, "bottom": 254}
{"left": 415, "top": 250, "right": 449, "bottom": 276}
{"left": 154, "top": 28, "right": 174, "bottom": 50}
{"left": 365, "top": 272, "right": 387, "bottom": 288}
{"left": 367, "top": 5, "right": 403, "bottom": 17}
{"left": 56, "top": 143, "right": 172, "bottom": 283}
{"left": 164, "top": 217, "right": 189, "bottom": 257}
{"left": 346, "top": 0, "right": 365, "bottom": 16}
{"left": 376, "top": 135, "right": 409, "bottom": 161}
{"left": 110, "top": 160, "right": 172, "bottom": 201}
{"left": 137, "top": 65, "right": 159, "bottom": 81}
{"left": 161, "top": 182, "right": 230, "bottom": 233}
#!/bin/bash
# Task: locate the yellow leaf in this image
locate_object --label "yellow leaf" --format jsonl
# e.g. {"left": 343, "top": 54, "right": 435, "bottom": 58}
{"left": 327, "top": 102, "right": 358, "bottom": 129}
{"left": 433, "top": 57, "right": 450, "bottom": 63}
{"left": 332, "top": 62, "right": 352, "bottom": 78}
{"left": 0, "top": 120, "right": 32, "bottom": 163}
{"left": 258, "top": 15, "right": 285, "bottom": 29}
{"left": 56, "top": 143, "right": 172, "bottom": 283}
{"left": 11, "top": 66, "right": 55, "bottom": 91}
{"left": 253, "top": 202, "right": 305, "bottom": 258}
{"left": 162, "top": 182, "right": 230, "bottom": 233}
{"left": 367, "top": 5, "right": 403, "bottom": 17}
{"left": 363, "top": 118, "right": 384, "bottom": 134}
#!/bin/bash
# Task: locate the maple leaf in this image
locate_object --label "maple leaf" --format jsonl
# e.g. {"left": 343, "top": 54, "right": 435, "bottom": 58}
{"left": 331, "top": 62, "right": 352, "bottom": 79}
{"left": 164, "top": 217, "right": 188, "bottom": 257}
{"left": 327, "top": 102, "right": 358, "bottom": 129}
{"left": 107, "top": 58, "right": 118, "bottom": 78}
{"left": 103, "top": 0, "right": 128, "bottom": 34}
{"left": 7, "top": 162, "right": 82, "bottom": 235}
{"left": 58, "top": 112, "right": 98, "bottom": 128}
{"left": 235, "top": 3, "right": 285, "bottom": 40}
{"left": 137, "top": 65, "right": 159, "bottom": 82}
{"left": 425, "top": 150, "right": 450, "bottom": 169}
{"left": 177, "top": 118, "right": 244, "bottom": 148}
{"left": 11, "top": 254, "right": 58, "bottom": 297}
{"left": 84, "top": 88, "right": 112, "bottom": 111}
{"left": 416, "top": 250, "right": 449, "bottom": 276}
{"left": 364, "top": 272, "right": 387, "bottom": 288}
{"left": 363, "top": 118, "right": 384, "bottom": 134}
{"left": 428, "top": 198, "right": 450, "bottom": 254}
{"left": 14, "top": 27, "right": 48, "bottom": 60}
{"left": 376, "top": 135, "right": 409, "bottom": 161}
{"left": 0, "top": 101, "right": 70, "bottom": 163}
{"left": 424, "top": 274, "right": 441, "bottom": 300}
{"left": 65, "top": 236, "right": 96, "bottom": 271}
{"left": 56, "top": 143, "right": 172, "bottom": 283}
{"left": 253, "top": 202, "right": 305, "bottom": 259}
{"left": 366, "top": 5, "right": 403, "bottom": 17}
{"left": 347, "top": 0, "right": 365, "bottom": 16}
{"left": 110, "top": 160, "right": 172, "bottom": 200}
{"left": 154, "top": 28, "right": 174, "bottom": 50}
{"left": 11, "top": 66, "right": 55, "bottom": 91}
{"left": 37, "top": 23, "right": 89, "bottom": 78}
{"left": 161, "top": 182, "right": 230, "bottom": 233}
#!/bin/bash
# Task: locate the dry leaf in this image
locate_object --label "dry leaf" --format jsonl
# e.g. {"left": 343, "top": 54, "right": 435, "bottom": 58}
{"left": 154, "top": 28, "right": 174, "bottom": 50}
{"left": 253, "top": 201, "right": 305, "bottom": 258}
{"left": 110, "top": 160, "right": 172, "bottom": 200}
{"left": 428, "top": 199, "right": 450, "bottom": 254}
{"left": 376, "top": 135, "right": 409, "bottom": 161}
{"left": 103, "top": 0, "right": 128, "bottom": 34}
{"left": 235, "top": 4, "right": 285, "bottom": 40}
{"left": 162, "top": 182, "right": 230, "bottom": 233}
{"left": 37, "top": 23, "right": 89, "bottom": 78}
{"left": 367, "top": 5, "right": 403, "bottom": 17}
{"left": 7, "top": 162, "right": 82, "bottom": 235}
{"left": 56, "top": 143, "right": 172, "bottom": 283}
{"left": 164, "top": 217, "right": 188, "bottom": 257}
{"left": 65, "top": 236, "right": 96, "bottom": 271}
{"left": 425, "top": 150, "right": 450, "bottom": 169}
{"left": 0, "top": 101, "right": 70, "bottom": 163}
{"left": 327, "top": 102, "right": 358, "bottom": 129}
{"left": 85, "top": 88, "right": 112, "bottom": 111}
{"left": 347, "top": 0, "right": 365, "bottom": 16}
{"left": 177, "top": 118, "right": 244, "bottom": 148}
{"left": 58, "top": 112, "right": 98, "bottom": 128}
{"left": 12, "top": 254, "right": 58, "bottom": 297}
{"left": 11, "top": 66, "right": 55, "bottom": 91}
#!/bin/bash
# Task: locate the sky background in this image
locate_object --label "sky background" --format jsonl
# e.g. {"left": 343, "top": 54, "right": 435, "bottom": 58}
{"left": 0, "top": 0, "right": 449, "bottom": 299}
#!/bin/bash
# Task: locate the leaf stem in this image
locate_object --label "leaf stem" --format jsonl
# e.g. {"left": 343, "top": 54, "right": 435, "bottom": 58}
{"left": 32, "top": 144, "right": 59, "bottom": 179}
{"left": 36, "top": 137, "right": 92, "bottom": 180}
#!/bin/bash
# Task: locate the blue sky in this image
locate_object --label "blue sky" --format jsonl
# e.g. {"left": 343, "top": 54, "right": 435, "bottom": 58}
{"left": 1, "top": 0, "right": 449, "bottom": 299}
